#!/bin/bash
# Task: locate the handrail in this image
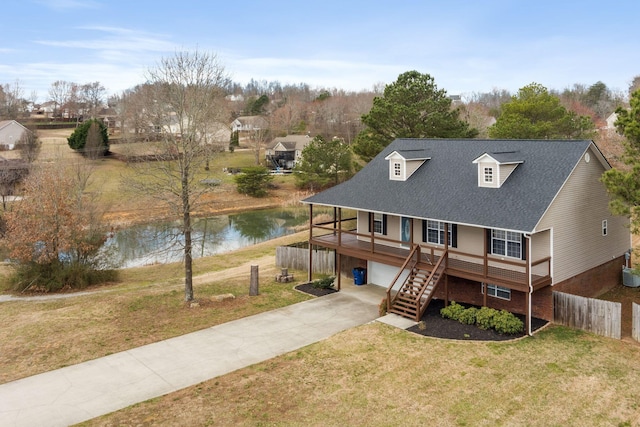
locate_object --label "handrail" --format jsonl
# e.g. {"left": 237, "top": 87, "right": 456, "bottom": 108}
{"left": 386, "top": 244, "right": 420, "bottom": 313}
{"left": 311, "top": 224, "right": 552, "bottom": 287}
{"left": 414, "top": 249, "right": 447, "bottom": 320}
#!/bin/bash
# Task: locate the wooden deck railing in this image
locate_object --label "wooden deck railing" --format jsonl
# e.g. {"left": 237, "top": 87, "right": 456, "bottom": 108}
{"left": 310, "top": 223, "right": 552, "bottom": 290}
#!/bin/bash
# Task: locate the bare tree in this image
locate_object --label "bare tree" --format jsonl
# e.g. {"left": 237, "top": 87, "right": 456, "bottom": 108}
{"left": 0, "top": 80, "right": 26, "bottom": 119}
{"left": 81, "top": 81, "right": 106, "bottom": 118}
{"left": 126, "top": 50, "right": 228, "bottom": 302}
{"left": 49, "top": 80, "right": 73, "bottom": 118}
{"left": 15, "top": 126, "right": 41, "bottom": 164}
{"left": 0, "top": 159, "right": 28, "bottom": 210}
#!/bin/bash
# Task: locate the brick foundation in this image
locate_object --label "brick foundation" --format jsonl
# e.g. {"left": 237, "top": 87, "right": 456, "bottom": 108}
{"left": 431, "top": 256, "right": 625, "bottom": 322}
{"left": 553, "top": 256, "right": 624, "bottom": 298}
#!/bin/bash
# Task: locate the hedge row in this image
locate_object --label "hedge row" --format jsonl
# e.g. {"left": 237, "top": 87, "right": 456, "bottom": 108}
{"left": 440, "top": 301, "right": 524, "bottom": 334}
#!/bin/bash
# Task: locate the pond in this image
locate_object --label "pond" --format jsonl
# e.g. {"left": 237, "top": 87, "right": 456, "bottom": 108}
{"left": 98, "top": 207, "right": 319, "bottom": 268}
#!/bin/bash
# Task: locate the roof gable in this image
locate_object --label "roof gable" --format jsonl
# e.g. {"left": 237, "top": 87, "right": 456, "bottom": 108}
{"left": 303, "top": 138, "right": 595, "bottom": 232}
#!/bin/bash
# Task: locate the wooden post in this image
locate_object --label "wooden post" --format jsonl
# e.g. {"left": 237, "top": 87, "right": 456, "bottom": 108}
{"left": 308, "top": 204, "right": 313, "bottom": 282}
{"left": 250, "top": 265, "right": 259, "bottom": 296}
{"left": 337, "top": 252, "right": 342, "bottom": 291}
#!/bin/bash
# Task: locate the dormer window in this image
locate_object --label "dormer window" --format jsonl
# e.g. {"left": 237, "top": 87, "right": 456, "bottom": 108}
{"left": 393, "top": 162, "right": 401, "bottom": 177}
{"left": 385, "top": 150, "right": 430, "bottom": 181}
{"left": 483, "top": 167, "right": 493, "bottom": 183}
{"left": 473, "top": 151, "right": 524, "bottom": 188}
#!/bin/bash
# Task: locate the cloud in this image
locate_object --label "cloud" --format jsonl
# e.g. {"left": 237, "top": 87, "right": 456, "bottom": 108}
{"left": 36, "top": 26, "right": 176, "bottom": 53}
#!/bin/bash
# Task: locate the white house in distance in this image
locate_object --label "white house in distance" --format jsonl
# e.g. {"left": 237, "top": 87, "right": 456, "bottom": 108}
{"left": 0, "top": 120, "right": 29, "bottom": 150}
{"left": 230, "top": 116, "right": 268, "bottom": 133}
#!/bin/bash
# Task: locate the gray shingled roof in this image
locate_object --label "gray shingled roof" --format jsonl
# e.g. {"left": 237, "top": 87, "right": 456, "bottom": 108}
{"left": 303, "top": 138, "right": 598, "bottom": 232}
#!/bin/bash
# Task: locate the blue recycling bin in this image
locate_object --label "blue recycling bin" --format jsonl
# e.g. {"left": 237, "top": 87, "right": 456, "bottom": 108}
{"left": 353, "top": 267, "right": 366, "bottom": 285}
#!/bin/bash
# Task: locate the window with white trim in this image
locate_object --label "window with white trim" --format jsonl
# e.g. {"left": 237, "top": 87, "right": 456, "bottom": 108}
{"left": 484, "top": 167, "right": 493, "bottom": 183}
{"left": 483, "top": 283, "right": 511, "bottom": 300}
{"left": 602, "top": 219, "right": 608, "bottom": 236}
{"left": 491, "top": 229, "right": 522, "bottom": 259}
{"left": 393, "top": 162, "right": 401, "bottom": 177}
{"left": 426, "top": 220, "right": 451, "bottom": 245}
{"left": 373, "top": 213, "right": 383, "bottom": 234}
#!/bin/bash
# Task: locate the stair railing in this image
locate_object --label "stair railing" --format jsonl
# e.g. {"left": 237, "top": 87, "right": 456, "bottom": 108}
{"left": 413, "top": 249, "right": 448, "bottom": 321}
{"left": 386, "top": 244, "right": 421, "bottom": 314}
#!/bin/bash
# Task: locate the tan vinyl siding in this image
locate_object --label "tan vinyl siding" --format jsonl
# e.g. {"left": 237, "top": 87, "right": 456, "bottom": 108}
{"left": 405, "top": 160, "right": 423, "bottom": 178}
{"left": 478, "top": 161, "right": 497, "bottom": 188}
{"left": 531, "top": 229, "right": 551, "bottom": 261}
{"left": 499, "top": 163, "right": 518, "bottom": 186}
{"left": 456, "top": 225, "right": 484, "bottom": 256}
{"left": 536, "top": 146, "right": 630, "bottom": 283}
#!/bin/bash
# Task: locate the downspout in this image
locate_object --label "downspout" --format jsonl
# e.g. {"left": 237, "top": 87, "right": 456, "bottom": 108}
{"left": 526, "top": 233, "right": 533, "bottom": 336}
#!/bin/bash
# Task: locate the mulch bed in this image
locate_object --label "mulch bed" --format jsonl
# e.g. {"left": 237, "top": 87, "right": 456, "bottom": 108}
{"left": 406, "top": 299, "right": 548, "bottom": 341}
{"left": 294, "top": 282, "right": 339, "bottom": 297}
{"left": 294, "top": 284, "right": 547, "bottom": 341}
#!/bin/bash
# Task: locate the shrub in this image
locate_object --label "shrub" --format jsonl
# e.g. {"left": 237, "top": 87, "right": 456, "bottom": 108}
{"left": 234, "top": 166, "right": 274, "bottom": 197}
{"left": 311, "top": 276, "right": 335, "bottom": 289}
{"left": 11, "top": 261, "right": 118, "bottom": 293}
{"left": 475, "top": 307, "right": 499, "bottom": 330}
{"left": 492, "top": 310, "right": 524, "bottom": 334}
{"left": 458, "top": 306, "right": 478, "bottom": 325}
{"left": 440, "top": 301, "right": 465, "bottom": 321}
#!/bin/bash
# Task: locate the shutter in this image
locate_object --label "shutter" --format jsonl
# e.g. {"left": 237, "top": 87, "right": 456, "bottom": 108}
{"left": 368, "top": 212, "right": 371, "bottom": 233}
{"left": 422, "top": 220, "right": 427, "bottom": 242}
{"left": 382, "top": 214, "right": 388, "bottom": 235}
{"left": 521, "top": 233, "right": 527, "bottom": 261}
{"left": 451, "top": 224, "right": 458, "bottom": 248}
{"left": 486, "top": 229, "right": 492, "bottom": 254}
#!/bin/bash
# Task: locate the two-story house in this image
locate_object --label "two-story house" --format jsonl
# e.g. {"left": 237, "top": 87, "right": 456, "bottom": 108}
{"left": 302, "top": 139, "right": 630, "bottom": 334}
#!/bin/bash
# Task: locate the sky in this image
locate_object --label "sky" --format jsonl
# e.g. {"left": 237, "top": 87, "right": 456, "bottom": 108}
{"left": 2, "top": 0, "right": 639, "bottom": 103}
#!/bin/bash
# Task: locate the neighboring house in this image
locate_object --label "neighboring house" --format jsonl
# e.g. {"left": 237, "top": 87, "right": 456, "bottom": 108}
{"left": 603, "top": 112, "right": 618, "bottom": 133}
{"left": 0, "top": 120, "right": 29, "bottom": 150}
{"left": 230, "top": 116, "right": 268, "bottom": 133}
{"left": 265, "top": 134, "right": 311, "bottom": 170}
{"left": 152, "top": 114, "right": 230, "bottom": 150}
{"left": 303, "top": 138, "right": 630, "bottom": 333}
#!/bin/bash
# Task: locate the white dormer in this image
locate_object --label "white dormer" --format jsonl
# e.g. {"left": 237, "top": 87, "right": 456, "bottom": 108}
{"left": 472, "top": 151, "right": 524, "bottom": 188}
{"left": 384, "top": 149, "right": 430, "bottom": 181}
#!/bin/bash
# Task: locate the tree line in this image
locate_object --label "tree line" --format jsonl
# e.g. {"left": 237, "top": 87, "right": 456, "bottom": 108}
{"left": 2, "top": 48, "right": 640, "bottom": 304}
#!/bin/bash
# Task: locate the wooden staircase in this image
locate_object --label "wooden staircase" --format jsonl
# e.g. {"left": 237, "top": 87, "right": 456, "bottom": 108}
{"left": 387, "top": 247, "right": 447, "bottom": 322}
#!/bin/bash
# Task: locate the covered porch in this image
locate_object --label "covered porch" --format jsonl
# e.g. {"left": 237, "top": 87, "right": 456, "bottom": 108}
{"left": 305, "top": 206, "right": 553, "bottom": 334}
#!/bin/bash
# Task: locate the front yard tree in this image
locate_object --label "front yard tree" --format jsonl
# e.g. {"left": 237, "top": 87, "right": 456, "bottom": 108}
{"left": 67, "top": 118, "right": 109, "bottom": 157}
{"left": 294, "top": 135, "right": 354, "bottom": 191}
{"left": 488, "top": 83, "right": 595, "bottom": 139}
{"left": 4, "top": 162, "right": 112, "bottom": 291}
{"left": 352, "top": 70, "right": 478, "bottom": 162}
{"left": 127, "top": 50, "right": 228, "bottom": 302}
{"left": 601, "top": 89, "right": 640, "bottom": 234}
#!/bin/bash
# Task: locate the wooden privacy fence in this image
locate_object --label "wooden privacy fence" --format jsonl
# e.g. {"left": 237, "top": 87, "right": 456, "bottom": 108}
{"left": 633, "top": 303, "right": 640, "bottom": 343}
{"left": 553, "top": 291, "right": 621, "bottom": 339}
{"left": 275, "top": 243, "right": 335, "bottom": 275}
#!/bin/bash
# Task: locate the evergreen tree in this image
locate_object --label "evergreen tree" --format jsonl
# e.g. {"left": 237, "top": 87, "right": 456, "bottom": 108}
{"left": 488, "top": 83, "right": 595, "bottom": 140}
{"left": 67, "top": 119, "right": 109, "bottom": 156}
{"left": 352, "top": 71, "right": 478, "bottom": 162}
{"left": 294, "top": 135, "right": 353, "bottom": 191}
{"left": 601, "top": 90, "right": 640, "bottom": 234}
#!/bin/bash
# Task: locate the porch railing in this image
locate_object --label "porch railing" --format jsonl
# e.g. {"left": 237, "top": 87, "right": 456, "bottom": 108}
{"left": 310, "top": 222, "right": 552, "bottom": 289}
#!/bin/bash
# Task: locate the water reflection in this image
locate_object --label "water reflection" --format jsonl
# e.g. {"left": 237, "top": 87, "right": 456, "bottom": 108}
{"left": 99, "top": 207, "right": 314, "bottom": 268}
